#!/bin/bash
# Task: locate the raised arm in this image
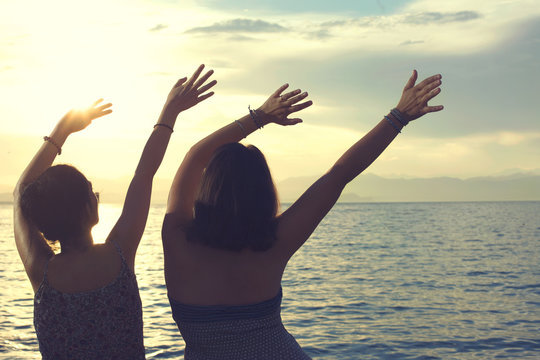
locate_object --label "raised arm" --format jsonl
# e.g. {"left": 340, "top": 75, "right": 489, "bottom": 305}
{"left": 164, "top": 83, "right": 312, "bottom": 228}
{"left": 107, "top": 64, "right": 216, "bottom": 268}
{"left": 13, "top": 100, "right": 112, "bottom": 291}
{"left": 276, "top": 70, "right": 444, "bottom": 257}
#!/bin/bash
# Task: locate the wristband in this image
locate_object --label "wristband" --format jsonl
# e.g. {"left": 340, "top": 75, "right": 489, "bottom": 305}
{"left": 154, "top": 123, "right": 174, "bottom": 132}
{"left": 384, "top": 115, "right": 401, "bottom": 134}
{"left": 390, "top": 108, "right": 409, "bottom": 126}
{"left": 248, "top": 105, "right": 263, "bottom": 129}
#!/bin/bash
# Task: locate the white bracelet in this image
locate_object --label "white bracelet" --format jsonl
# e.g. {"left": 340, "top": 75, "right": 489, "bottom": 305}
{"left": 234, "top": 120, "right": 248, "bottom": 137}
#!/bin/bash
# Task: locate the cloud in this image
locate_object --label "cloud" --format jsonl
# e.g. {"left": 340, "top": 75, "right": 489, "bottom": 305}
{"left": 185, "top": 19, "right": 288, "bottom": 34}
{"left": 321, "top": 17, "right": 380, "bottom": 29}
{"left": 320, "top": 11, "right": 480, "bottom": 30}
{"left": 149, "top": 24, "right": 168, "bottom": 32}
{"left": 404, "top": 11, "right": 481, "bottom": 24}
{"left": 400, "top": 40, "right": 425, "bottom": 46}
{"left": 306, "top": 29, "right": 332, "bottom": 40}
{"left": 307, "top": 10, "right": 480, "bottom": 40}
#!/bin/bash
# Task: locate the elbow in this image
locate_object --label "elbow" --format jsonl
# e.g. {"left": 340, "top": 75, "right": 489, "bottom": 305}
{"left": 13, "top": 181, "right": 25, "bottom": 199}
{"left": 184, "top": 144, "right": 205, "bottom": 166}
{"left": 187, "top": 142, "right": 203, "bottom": 158}
{"left": 131, "top": 171, "right": 154, "bottom": 187}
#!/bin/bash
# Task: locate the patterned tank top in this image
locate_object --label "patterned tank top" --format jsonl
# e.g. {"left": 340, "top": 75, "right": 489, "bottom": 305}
{"left": 169, "top": 288, "right": 312, "bottom": 359}
{"left": 34, "top": 241, "right": 145, "bottom": 359}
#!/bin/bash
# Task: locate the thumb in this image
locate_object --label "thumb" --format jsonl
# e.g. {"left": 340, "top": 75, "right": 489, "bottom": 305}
{"left": 174, "top": 77, "right": 188, "bottom": 88}
{"left": 284, "top": 118, "right": 303, "bottom": 126}
{"left": 403, "top": 69, "right": 417, "bottom": 91}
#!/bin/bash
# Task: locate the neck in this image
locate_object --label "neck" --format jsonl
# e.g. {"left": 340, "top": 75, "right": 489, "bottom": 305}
{"left": 60, "top": 231, "right": 94, "bottom": 253}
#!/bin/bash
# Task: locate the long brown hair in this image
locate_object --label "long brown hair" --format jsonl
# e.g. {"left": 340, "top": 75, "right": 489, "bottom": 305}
{"left": 187, "top": 143, "right": 279, "bottom": 251}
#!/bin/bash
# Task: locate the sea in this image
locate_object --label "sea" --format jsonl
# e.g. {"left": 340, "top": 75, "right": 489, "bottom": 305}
{"left": 1, "top": 201, "right": 539, "bottom": 359}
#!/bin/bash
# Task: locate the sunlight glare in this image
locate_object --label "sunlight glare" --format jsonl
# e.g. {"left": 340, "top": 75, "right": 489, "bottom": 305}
{"left": 91, "top": 203, "right": 122, "bottom": 244}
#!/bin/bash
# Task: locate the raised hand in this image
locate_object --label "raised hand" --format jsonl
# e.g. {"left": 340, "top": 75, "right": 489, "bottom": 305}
{"left": 163, "top": 64, "right": 217, "bottom": 118}
{"left": 257, "top": 84, "right": 313, "bottom": 126}
{"left": 396, "top": 70, "right": 444, "bottom": 122}
{"left": 59, "top": 99, "right": 112, "bottom": 134}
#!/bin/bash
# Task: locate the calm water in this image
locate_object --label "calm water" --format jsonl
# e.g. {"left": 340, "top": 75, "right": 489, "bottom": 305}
{"left": 1, "top": 201, "right": 539, "bottom": 359}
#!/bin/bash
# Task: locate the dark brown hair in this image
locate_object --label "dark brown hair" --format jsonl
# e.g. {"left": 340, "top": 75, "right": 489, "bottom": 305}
{"left": 187, "top": 143, "right": 279, "bottom": 251}
{"left": 20, "top": 164, "right": 95, "bottom": 245}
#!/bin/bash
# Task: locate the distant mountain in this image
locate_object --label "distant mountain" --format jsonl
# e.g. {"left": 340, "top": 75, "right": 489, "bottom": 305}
{"left": 277, "top": 173, "right": 540, "bottom": 202}
{"left": 491, "top": 168, "right": 540, "bottom": 177}
{"left": 2, "top": 173, "right": 539, "bottom": 204}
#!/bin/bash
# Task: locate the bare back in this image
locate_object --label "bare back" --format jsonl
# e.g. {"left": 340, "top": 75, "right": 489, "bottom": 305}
{"left": 43, "top": 242, "right": 123, "bottom": 293}
{"left": 163, "top": 224, "right": 288, "bottom": 306}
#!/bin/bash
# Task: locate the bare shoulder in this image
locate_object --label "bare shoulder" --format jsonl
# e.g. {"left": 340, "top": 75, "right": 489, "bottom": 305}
{"left": 47, "top": 244, "right": 122, "bottom": 293}
{"left": 162, "top": 213, "right": 189, "bottom": 247}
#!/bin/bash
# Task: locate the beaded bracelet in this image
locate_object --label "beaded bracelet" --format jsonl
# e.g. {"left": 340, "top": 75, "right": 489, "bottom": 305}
{"left": 154, "top": 123, "right": 174, "bottom": 132}
{"left": 384, "top": 115, "right": 401, "bottom": 134}
{"left": 43, "top": 136, "right": 61, "bottom": 155}
{"left": 390, "top": 108, "right": 409, "bottom": 126}
{"left": 248, "top": 105, "right": 263, "bottom": 129}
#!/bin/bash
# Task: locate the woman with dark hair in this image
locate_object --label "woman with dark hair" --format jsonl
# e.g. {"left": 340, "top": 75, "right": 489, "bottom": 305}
{"left": 13, "top": 64, "right": 216, "bottom": 359}
{"left": 162, "top": 70, "right": 443, "bottom": 359}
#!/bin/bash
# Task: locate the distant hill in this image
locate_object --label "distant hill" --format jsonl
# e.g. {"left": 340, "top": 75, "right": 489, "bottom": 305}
{"left": 277, "top": 173, "right": 540, "bottom": 203}
{"left": 2, "top": 173, "right": 539, "bottom": 204}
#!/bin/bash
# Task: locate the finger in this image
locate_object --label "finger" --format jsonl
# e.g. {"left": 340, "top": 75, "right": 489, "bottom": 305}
{"left": 423, "top": 105, "right": 444, "bottom": 114}
{"left": 286, "top": 91, "right": 308, "bottom": 106}
{"left": 281, "top": 89, "right": 301, "bottom": 101}
{"left": 92, "top": 98, "right": 104, "bottom": 107}
{"left": 185, "top": 64, "right": 205, "bottom": 89}
{"left": 193, "top": 69, "right": 214, "bottom": 90}
{"left": 282, "top": 118, "right": 303, "bottom": 126}
{"left": 196, "top": 91, "right": 214, "bottom": 103}
{"left": 197, "top": 79, "right": 217, "bottom": 94}
{"left": 288, "top": 100, "right": 313, "bottom": 113}
{"left": 97, "top": 102, "right": 112, "bottom": 111}
{"left": 416, "top": 74, "right": 442, "bottom": 90}
{"left": 423, "top": 87, "right": 442, "bottom": 102}
{"left": 93, "top": 109, "right": 113, "bottom": 119}
{"left": 403, "top": 70, "right": 417, "bottom": 91}
{"left": 419, "top": 79, "right": 441, "bottom": 96}
{"left": 174, "top": 77, "right": 187, "bottom": 88}
{"left": 271, "top": 83, "right": 289, "bottom": 98}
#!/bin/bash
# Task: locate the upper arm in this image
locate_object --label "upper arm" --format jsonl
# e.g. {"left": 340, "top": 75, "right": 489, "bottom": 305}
{"left": 106, "top": 174, "right": 153, "bottom": 269}
{"left": 275, "top": 167, "right": 347, "bottom": 259}
{"left": 165, "top": 147, "right": 204, "bottom": 225}
{"left": 13, "top": 194, "right": 54, "bottom": 292}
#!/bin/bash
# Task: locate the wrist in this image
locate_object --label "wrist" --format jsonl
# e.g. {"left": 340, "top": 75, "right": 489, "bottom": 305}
{"left": 390, "top": 107, "right": 409, "bottom": 126}
{"left": 384, "top": 112, "right": 404, "bottom": 134}
{"left": 254, "top": 108, "right": 272, "bottom": 126}
{"left": 45, "top": 126, "right": 69, "bottom": 155}
{"left": 248, "top": 106, "right": 265, "bottom": 129}
{"left": 158, "top": 108, "right": 178, "bottom": 127}
{"left": 50, "top": 122, "right": 71, "bottom": 143}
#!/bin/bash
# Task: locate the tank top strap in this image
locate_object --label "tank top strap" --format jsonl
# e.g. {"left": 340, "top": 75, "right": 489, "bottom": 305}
{"left": 42, "top": 257, "right": 51, "bottom": 282}
{"left": 110, "top": 239, "right": 127, "bottom": 264}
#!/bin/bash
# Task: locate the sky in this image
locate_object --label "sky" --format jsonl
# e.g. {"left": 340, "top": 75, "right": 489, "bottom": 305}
{"left": 1, "top": 0, "right": 539, "bottom": 194}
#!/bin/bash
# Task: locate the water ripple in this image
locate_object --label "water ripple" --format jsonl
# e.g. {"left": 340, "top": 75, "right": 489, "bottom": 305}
{"left": 1, "top": 202, "right": 540, "bottom": 359}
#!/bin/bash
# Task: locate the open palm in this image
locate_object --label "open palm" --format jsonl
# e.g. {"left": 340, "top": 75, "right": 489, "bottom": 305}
{"left": 60, "top": 99, "right": 112, "bottom": 134}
